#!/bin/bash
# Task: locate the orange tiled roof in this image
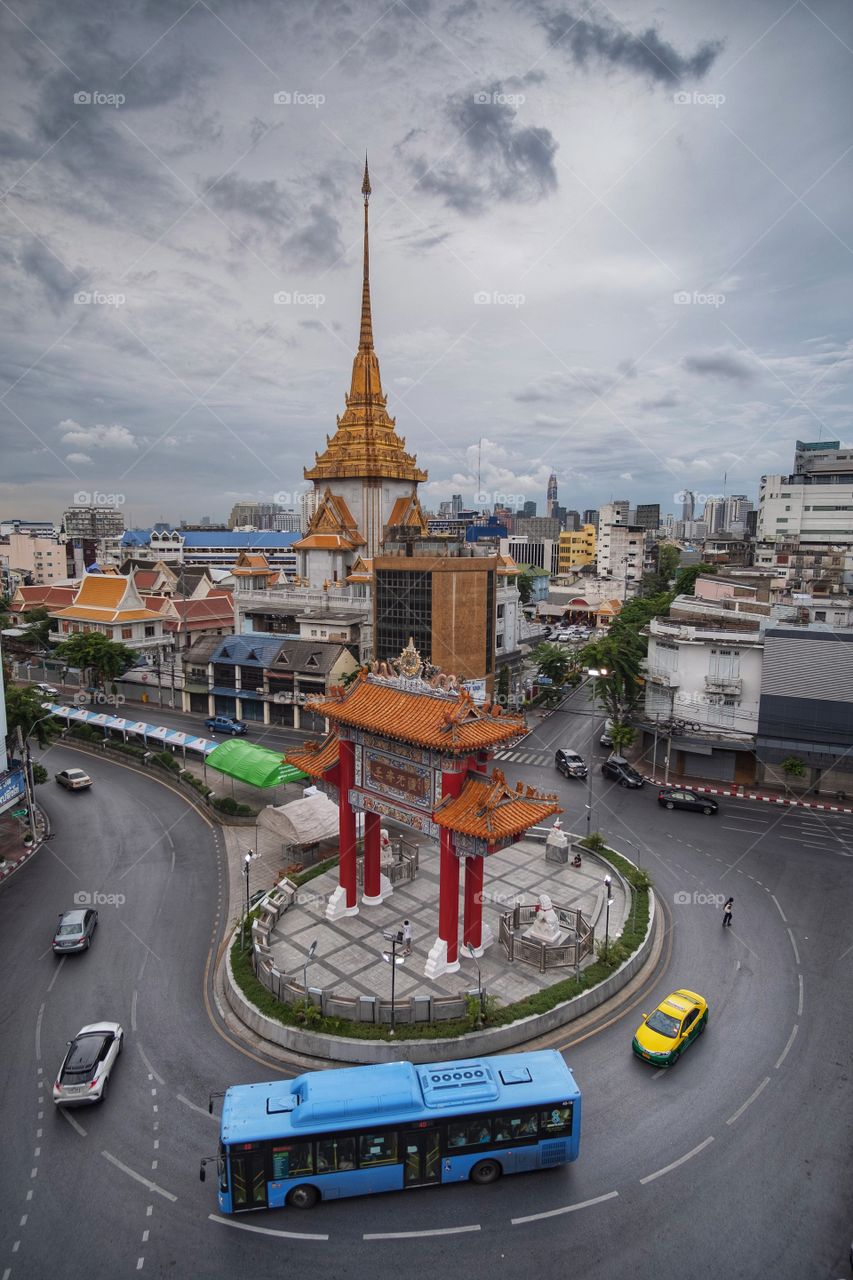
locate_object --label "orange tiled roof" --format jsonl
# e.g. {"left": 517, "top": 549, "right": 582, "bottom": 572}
{"left": 434, "top": 770, "right": 561, "bottom": 840}
{"left": 73, "top": 576, "right": 126, "bottom": 608}
{"left": 53, "top": 606, "right": 161, "bottom": 623}
{"left": 293, "top": 533, "right": 362, "bottom": 551}
{"left": 284, "top": 735, "right": 341, "bottom": 778}
{"left": 312, "top": 674, "right": 527, "bottom": 754}
{"left": 12, "top": 584, "right": 76, "bottom": 610}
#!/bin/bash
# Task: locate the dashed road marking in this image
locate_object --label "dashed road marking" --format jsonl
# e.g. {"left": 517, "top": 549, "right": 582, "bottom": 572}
{"left": 59, "top": 1109, "right": 87, "bottom": 1138}
{"left": 771, "top": 895, "right": 787, "bottom": 923}
{"left": 137, "top": 1044, "right": 164, "bottom": 1086}
{"left": 35, "top": 1004, "right": 44, "bottom": 1062}
{"left": 640, "top": 1137, "right": 714, "bottom": 1184}
{"left": 101, "top": 1151, "right": 177, "bottom": 1202}
{"left": 365, "top": 1225, "right": 482, "bottom": 1239}
{"left": 775, "top": 1025, "right": 798, "bottom": 1070}
{"left": 177, "top": 1093, "right": 216, "bottom": 1120}
{"left": 787, "top": 929, "right": 800, "bottom": 965}
{"left": 727, "top": 1077, "right": 771, "bottom": 1125}
{"left": 512, "top": 1190, "right": 619, "bottom": 1224}
{"left": 797, "top": 974, "right": 804, "bottom": 1016}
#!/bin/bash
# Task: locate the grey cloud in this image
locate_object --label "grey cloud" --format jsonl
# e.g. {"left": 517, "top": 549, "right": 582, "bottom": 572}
{"left": 203, "top": 174, "right": 293, "bottom": 227}
{"left": 682, "top": 349, "right": 756, "bottom": 382}
{"left": 19, "top": 237, "right": 87, "bottom": 312}
{"left": 641, "top": 393, "right": 681, "bottom": 410}
{"left": 535, "top": 4, "right": 724, "bottom": 87}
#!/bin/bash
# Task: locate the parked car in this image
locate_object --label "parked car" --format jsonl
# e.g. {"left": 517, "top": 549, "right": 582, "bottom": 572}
{"left": 658, "top": 787, "right": 718, "bottom": 815}
{"left": 53, "top": 1022, "right": 124, "bottom": 1105}
{"left": 204, "top": 715, "right": 248, "bottom": 736}
{"left": 35, "top": 682, "right": 59, "bottom": 697}
{"left": 52, "top": 908, "right": 98, "bottom": 954}
{"left": 599, "top": 719, "right": 615, "bottom": 748}
{"left": 601, "top": 756, "right": 645, "bottom": 788}
{"left": 55, "top": 768, "right": 92, "bottom": 791}
{"left": 632, "top": 990, "right": 708, "bottom": 1066}
{"left": 554, "top": 748, "right": 588, "bottom": 779}
{"left": 555, "top": 630, "right": 573, "bottom": 643}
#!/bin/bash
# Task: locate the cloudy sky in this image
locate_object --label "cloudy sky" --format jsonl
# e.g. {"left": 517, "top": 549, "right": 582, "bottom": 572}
{"left": 2, "top": 0, "right": 852, "bottom": 527}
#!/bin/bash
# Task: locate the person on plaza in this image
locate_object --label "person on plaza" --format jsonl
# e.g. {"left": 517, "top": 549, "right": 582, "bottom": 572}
{"left": 571, "top": 851, "right": 582, "bottom": 868}
{"left": 402, "top": 919, "right": 413, "bottom": 955}
{"left": 722, "top": 897, "right": 734, "bottom": 928}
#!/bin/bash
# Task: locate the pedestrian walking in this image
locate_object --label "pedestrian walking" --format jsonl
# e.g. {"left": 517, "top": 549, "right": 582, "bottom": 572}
{"left": 722, "top": 897, "right": 733, "bottom": 928}
{"left": 402, "top": 919, "right": 413, "bottom": 956}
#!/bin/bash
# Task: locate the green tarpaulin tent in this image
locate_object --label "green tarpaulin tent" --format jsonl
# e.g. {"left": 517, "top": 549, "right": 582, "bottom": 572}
{"left": 205, "top": 739, "right": 307, "bottom": 789}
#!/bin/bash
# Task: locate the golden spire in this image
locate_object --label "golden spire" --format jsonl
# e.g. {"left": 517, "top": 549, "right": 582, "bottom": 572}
{"left": 303, "top": 158, "right": 427, "bottom": 485}
{"left": 360, "top": 154, "right": 373, "bottom": 351}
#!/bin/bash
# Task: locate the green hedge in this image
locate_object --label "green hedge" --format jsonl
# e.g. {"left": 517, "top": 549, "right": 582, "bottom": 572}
{"left": 212, "top": 795, "right": 255, "bottom": 817}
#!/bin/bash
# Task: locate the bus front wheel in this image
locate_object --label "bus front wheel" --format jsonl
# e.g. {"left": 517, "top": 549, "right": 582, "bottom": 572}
{"left": 470, "top": 1159, "right": 502, "bottom": 1185}
{"left": 287, "top": 1184, "right": 319, "bottom": 1209}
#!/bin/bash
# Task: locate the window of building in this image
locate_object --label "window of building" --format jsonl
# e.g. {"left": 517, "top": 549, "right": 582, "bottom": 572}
{"left": 144, "top": 625, "right": 155, "bottom": 637}
{"left": 122, "top": 627, "right": 132, "bottom": 639}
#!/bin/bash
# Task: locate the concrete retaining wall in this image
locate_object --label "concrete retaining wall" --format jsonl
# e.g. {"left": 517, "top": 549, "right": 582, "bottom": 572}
{"left": 224, "top": 885, "right": 657, "bottom": 1064}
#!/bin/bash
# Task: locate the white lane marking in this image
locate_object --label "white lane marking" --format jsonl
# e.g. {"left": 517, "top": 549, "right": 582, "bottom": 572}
{"left": 639, "top": 1137, "right": 714, "bottom": 1184}
{"left": 35, "top": 1003, "right": 44, "bottom": 1062}
{"left": 4, "top": 1266, "right": 11, "bottom": 1279}
{"left": 131, "top": 989, "right": 138, "bottom": 1033}
{"left": 778, "top": 837, "right": 825, "bottom": 849}
{"left": 177, "top": 1093, "right": 216, "bottom": 1120}
{"left": 797, "top": 974, "right": 804, "bottom": 1016}
{"left": 142, "top": 1231, "right": 149, "bottom": 1243}
{"left": 137, "top": 1044, "right": 165, "bottom": 1086}
{"left": 136, "top": 1261, "right": 143, "bottom": 1272}
{"left": 209, "top": 1214, "right": 327, "bottom": 1241}
{"left": 787, "top": 929, "right": 801, "bottom": 965}
{"left": 365, "top": 1225, "right": 482, "bottom": 1239}
{"left": 101, "top": 1151, "right": 177, "bottom": 1202}
{"left": 771, "top": 895, "right": 787, "bottom": 923}
{"left": 775, "top": 1025, "right": 799, "bottom": 1070}
{"left": 59, "top": 1110, "right": 87, "bottom": 1137}
{"left": 47, "top": 958, "right": 65, "bottom": 993}
{"left": 726, "top": 1077, "right": 771, "bottom": 1125}
{"left": 512, "top": 1190, "right": 619, "bottom": 1224}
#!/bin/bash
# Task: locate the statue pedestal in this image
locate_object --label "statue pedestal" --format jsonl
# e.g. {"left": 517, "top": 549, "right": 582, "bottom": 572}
{"left": 545, "top": 828, "right": 569, "bottom": 864}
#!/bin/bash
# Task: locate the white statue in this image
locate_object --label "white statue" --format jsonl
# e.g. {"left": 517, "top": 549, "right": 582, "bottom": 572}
{"left": 525, "top": 892, "right": 563, "bottom": 945}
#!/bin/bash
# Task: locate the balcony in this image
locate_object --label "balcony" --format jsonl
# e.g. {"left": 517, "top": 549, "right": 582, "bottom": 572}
{"left": 704, "top": 675, "right": 743, "bottom": 695}
{"left": 643, "top": 665, "right": 680, "bottom": 688}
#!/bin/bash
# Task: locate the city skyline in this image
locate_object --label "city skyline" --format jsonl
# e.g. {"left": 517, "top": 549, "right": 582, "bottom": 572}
{"left": 2, "top": 0, "right": 852, "bottom": 524}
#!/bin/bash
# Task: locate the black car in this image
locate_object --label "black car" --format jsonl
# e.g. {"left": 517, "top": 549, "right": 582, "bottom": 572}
{"left": 601, "top": 756, "right": 645, "bottom": 788}
{"left": 555, "top": 748, "right": 588, "bottom": 779}
{"left": 52, "top": 908, "right": 98, "bottom": 954}
{"left": 658, "top": 787, "right": 718, "bottom": 815}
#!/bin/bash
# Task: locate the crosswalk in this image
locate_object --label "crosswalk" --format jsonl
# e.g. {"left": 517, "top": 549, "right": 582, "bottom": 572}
{"left": 493, "top": 748, "right": 553, "bottom": 767}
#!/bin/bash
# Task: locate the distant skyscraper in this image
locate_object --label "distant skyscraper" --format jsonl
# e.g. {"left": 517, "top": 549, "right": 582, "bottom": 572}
{"left": 635, "top": 503, "right": 660, "bottom": 530}
{"left": 546, "top": 472, "right": 558, "bottom": 519}
{"left": 564, "top": 509, "right": 580, "bottom": 532}
{"left": 522, "top": 500, "right": 537, "bottom": 518}
{"left": 703, "top": 497, "right": 726, "bottom": 533}
{"left": 450, "top": 494, "right": 463, "bottom": 517}
{"left": 681, "top": 490, "right": 695, "bottom": 522}
{"left": 582, "top": 508, "right": 599, "bottom": 530}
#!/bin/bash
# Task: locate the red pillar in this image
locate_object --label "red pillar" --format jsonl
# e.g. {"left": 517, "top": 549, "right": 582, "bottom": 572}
{"left": 438, "top": 830, "right": 460, "bottom": 965}
{"left": 338, "top": 738, "right": 357, "bottom": 910}
{"left": 463, "top": 854, "right": 484, "bottom": 952}
{"left": 363, "top": 811, "right": 381, "bottom": 902}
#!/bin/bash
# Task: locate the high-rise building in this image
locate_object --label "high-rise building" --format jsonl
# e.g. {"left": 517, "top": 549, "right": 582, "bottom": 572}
{"left": 582, "top": 508, "right": 599, "bottom": 530}
{"left": 546, "top": 473, "right": 558, "bottom": 519}
{"left": 228, "top": 501, "right": 300, "bottom": 530}
{"left": 681, "top": 490, "right": 695, "bottom": 522}
{"left": 564, "top": 509, "right": 580, "bottom": 532}
{"left": 61, "top": 505, "right": 125, "bottom": 541}
{"left": 598, "top": 500, "right": 629, "bottom": 529}
{"left": 450, "top": 494, "right": 463, "bottom": 518}
{"left": 522, "top": 500, "right": 537, "bottom": 518}
{"left": 635, "top": 503, "right": 660, "bottom": 530}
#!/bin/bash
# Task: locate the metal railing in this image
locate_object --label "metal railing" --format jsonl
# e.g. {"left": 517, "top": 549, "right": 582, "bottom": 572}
{"left": 498, "top": 901, "right": 594, "bottom": 972}
{"left": 356, "top": 836, "right": 420, "bottom": 887}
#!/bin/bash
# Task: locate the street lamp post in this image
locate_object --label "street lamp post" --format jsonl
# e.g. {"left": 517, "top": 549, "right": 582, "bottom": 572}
{"left": 585, "top": 667, "right": 608, "bottom": 839}
{"left": 603, "top": 874, "right": 613, "bottom": 961}
{"left": 17, "top": 711, "right": 57, "bottom": 844}
{"left": 242, "top": 850, "right": 257, "bottom": 948}
{"left": 465, "top": 943, "right": 485, "bottom": 1028}
{"left": 303, "top": 939, "right": 318, "bottom": 998}
{"left": 382, "top": 926, "right": 404, "bottom": 1036}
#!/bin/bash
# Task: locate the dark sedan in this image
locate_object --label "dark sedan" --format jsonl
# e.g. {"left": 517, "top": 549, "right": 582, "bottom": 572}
{"left": 658, "top": 787, "right": 718, "bottom": 815}
{"left": 52, "top": 908, "right": 98, "bottom": 954}
{"left": 601, "top": 756, "right": 645, "bottom": 788}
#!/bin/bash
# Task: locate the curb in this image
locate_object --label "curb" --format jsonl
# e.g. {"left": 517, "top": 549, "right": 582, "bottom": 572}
{"left": 0, "top": 807, "right": 50, "bottom": 887}
{"left": 644, "top": 774, "right": 853, "bottom": 815}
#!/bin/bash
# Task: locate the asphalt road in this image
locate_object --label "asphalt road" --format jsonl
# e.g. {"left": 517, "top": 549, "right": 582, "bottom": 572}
{"left": 1, "top": 699, "right": 851, "bottom": 1280}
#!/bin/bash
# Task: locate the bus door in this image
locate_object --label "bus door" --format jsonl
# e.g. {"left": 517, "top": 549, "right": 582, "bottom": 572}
{"left": 229, "top": 1144, "right": 268, "bottom": 1211}
{"left": 402, "top": 1129, "right": 440, "bottom": 1187}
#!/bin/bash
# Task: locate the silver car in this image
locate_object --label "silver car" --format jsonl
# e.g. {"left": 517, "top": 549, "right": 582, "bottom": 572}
{"left": 53, "top": 1023, "right": 124, "bottom": 1105}
{"left": 52, "top": 908, "right": 98, "bottom": 953}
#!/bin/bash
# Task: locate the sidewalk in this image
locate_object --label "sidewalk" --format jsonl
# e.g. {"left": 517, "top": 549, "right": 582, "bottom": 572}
{"left": 639, "top": 767, "right": 853, "bottom": 816}
{"left": 0, "top": 805, "right": 50, "bottom": 885}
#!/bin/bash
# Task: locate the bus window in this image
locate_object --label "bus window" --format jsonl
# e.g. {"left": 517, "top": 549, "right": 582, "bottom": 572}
{"left": 317, "top": 1137, "right": 356, "bottom": 1172}
{"left": 271, "top": 1141, "right": 313, "bottom": 1179}
{"left": 494, "top": 1112, "right": 539, "bottom": 1143}
{"left": 447, "top": 1119, "right": 493, "bottom": 1148}
{"left": 358, "top": 1133, "right": 397, "bottom": 1167}
{"left": 541, "top": 1105, "right": 573, "bottom": 1135}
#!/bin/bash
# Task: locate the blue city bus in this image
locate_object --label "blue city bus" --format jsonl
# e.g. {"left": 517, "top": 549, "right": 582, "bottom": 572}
{"left": 202, "top": 1050, "right": 580, "bottom": 1212}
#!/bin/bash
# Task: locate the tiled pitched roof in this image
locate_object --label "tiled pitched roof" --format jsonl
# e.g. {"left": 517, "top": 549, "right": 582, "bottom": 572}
{"left": 74, "top": 575, "right": 126, "bottom": 608}
{"left": 434, "top": 770, "right": 561, "bottom": 840}
{"left": 284, "top": 735, "right": 341, "bottom": 778}
{"left": 311, "top": 674, "right": 527, "bottom": 754}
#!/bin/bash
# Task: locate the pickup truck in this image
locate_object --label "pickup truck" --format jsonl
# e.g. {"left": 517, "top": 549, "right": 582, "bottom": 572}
{"left": 203, "top": 715, "right": 248, "bottom": 736}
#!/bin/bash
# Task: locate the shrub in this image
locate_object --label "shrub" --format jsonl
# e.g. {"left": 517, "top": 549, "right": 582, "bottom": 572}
{"left": 31, "top": 763, "right": 48, "bottom": 786}
{"left": 155, "top": 750, "right": 181, "bottom": 772}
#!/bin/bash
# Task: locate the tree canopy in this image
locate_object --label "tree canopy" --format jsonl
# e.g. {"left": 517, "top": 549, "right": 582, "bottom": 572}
{"left": 4, "top": 683, "right": 57, "bottom": 747}
{"left": 54, "top": 632, "right": 137, "bottom": 686}
{"left": 674, "top": 563, "right": 717, "bottom": 596}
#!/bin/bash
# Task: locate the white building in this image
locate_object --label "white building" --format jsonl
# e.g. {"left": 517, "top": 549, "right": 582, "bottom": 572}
{"left": 597, "top": 523, "right": 645, "bottom": 595}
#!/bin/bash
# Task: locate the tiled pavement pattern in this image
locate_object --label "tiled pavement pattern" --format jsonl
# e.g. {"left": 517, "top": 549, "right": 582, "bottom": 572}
{"left": 223, "top": 823, "right": 629, "bottom": 1006}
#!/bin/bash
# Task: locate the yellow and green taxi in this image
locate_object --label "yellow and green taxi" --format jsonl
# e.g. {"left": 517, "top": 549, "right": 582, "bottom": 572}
{"left": 632, "top": 989, "right": 708, "bottom": 1066}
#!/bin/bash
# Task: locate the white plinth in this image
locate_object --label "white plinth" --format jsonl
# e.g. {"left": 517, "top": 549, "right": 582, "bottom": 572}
{"left": 522, "top": 920, "right": 563, "bottom": 945}
{"left": 362, "top": 872, "right": 394, "bottom": 906}
{"left": 424, "top": 936, "right": 461, "bottom": 978}
{"left": 467, "top": 921, "right": 496, "bottom": 958}
{"left": 325, "top": 885, "right": 359, "bottom": 920}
